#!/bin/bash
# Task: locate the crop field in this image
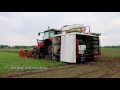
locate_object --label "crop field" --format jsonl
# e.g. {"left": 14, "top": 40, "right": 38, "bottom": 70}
{"left": 0, "top": 48, "right": 120, "bottom": 78}
{"left": 0, "top": 49, "right": 31, "bottom": 53}
{"left": 0, "top": 49, "right": 65, "bottom": 74}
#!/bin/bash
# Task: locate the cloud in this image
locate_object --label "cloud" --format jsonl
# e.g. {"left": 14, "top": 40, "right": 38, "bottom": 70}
{"left": 0, "top": 15, "right": 23, "bottom": 28}
{"left": 0, "top": 12, "right": 120, "bottom": 46}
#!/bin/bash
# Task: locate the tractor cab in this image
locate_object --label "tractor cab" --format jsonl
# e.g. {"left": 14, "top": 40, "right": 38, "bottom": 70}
{"left": 38, "top": 29, "right": 61, "bottom": 40}
{"left": 37, "top": 29, "right": 61, "bottom": 47}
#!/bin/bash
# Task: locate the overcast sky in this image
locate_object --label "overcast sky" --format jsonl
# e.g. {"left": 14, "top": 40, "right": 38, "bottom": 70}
{"left": 0, "top": 12, "right": 120, "bottom": 46}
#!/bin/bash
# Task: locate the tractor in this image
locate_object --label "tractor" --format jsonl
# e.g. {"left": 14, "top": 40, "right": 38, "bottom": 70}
{"left": 19, "top": 28, "right": 61, "bottom": 60}
{"left": 32, "top": 28, "right": 61, "bottom": 59}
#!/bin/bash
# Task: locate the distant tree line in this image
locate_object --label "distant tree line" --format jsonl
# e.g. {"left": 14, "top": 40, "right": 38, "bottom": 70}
{"left": 0, "top": 45, "right": 10, "bottom": 49}
{"left": 1, "top": 45, "right": 120, "bottom": 49}
{"left": 102, "top": 45, "right": 120, "bottom": 48}
{"left": 0, "top": 45, "right": 36, "bottom": 49}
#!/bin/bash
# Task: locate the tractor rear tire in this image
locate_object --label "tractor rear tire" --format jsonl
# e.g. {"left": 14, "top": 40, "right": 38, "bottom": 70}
{"left": 46, "top": 43, "right": 52, "bottom": 55}
{"left": 36, "top": 47, "right": 40, "bottom": 59}
{"left": 32, "top": 47, "right": 37, "bottom": 58}
{"left": 44, "top": 43, "right": 52, "bottom": 60}
{"left": 32, "top": 47, "right": 42, "bottom": 59}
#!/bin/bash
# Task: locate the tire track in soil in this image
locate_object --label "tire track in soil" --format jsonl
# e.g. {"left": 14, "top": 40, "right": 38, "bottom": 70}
{"left": 1, "top": 59, "right": 120, "bottom": 78}
{"left": 72, "top": 68, "right": 109, "bottom": 78}
{"left": 0, "top": 63, "right": 100, "bottom": 78}
{"left": 13, "top": 64, "right": 101, "bottom": 78}
{"left": 99, "top": 61, "right": 120, "bottom": 78}
{"left": 0, "top": 64, "right": 77, "bottom": 78}
{"left": 18, "top": 66, "right": 97, "bottom": 78}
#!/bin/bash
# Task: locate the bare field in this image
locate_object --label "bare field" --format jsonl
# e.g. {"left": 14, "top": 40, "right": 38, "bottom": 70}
{"left": 0, "top": 48, "right": 120, "bottom": 78}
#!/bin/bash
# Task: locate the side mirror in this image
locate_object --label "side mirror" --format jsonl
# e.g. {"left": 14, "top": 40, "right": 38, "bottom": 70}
{"left": 37, "top": 39, "right": 38, "bottom": 43}
{"left": 38, "top": 32, "right": 40, "bottom": 36}
{"left": 38, "top": 32, "right": 43, "bottom": 36}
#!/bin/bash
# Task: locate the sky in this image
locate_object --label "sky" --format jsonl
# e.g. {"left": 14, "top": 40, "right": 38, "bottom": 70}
{"left": 0, "top": 12, "right": 120, "bottom": 46}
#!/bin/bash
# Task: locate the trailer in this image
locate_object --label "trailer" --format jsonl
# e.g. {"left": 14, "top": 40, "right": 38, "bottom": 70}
{"left": 53, "top": 24, "right": 101, "bottom": 63}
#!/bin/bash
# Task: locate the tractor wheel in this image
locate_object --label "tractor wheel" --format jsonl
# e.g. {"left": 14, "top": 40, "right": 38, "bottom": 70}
{"left": 32, "top": 47, "right": 41, "bottom": 59}
{"left": 36, "top": 47, "right": 41, "bottom": 59}
{"left": 44, "top": 43, "right": 52, "bottom": 60}
{"left": 32, "top": 47, "right": 37, "bottom": 58}
{"left": 46, "top": 43, "right": 52, "bottom": 55}
{"left": 26, "top": 52, "right": 29, "bottom": 58}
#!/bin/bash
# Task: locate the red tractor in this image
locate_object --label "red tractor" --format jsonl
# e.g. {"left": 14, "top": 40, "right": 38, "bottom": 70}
{"left": 19, "top": 28, "right": 61, "bottom": 59}
{"left": 33, "top": 28, "right": 61, "bottom": 59}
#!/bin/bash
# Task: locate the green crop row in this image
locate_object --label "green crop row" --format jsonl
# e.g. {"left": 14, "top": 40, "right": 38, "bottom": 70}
{"left": 0, "top": 51, "right": 65, "bottom": 74}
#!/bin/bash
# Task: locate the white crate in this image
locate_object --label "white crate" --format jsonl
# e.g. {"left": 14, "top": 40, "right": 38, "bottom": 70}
{"left": 78, "top": 45, "right": 86, "bottom": 50}
{"left": 78, "top": 50, "right": 84, "bottom": 54}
